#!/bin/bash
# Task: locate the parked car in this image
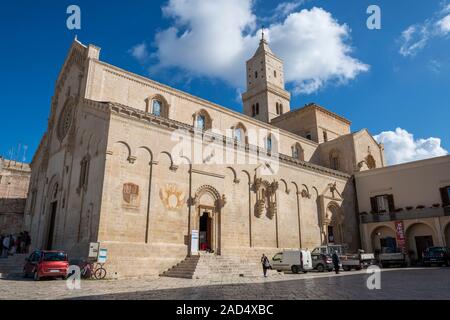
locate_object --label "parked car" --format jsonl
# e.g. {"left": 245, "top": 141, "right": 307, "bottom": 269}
{"left": 271, "top": 250, "right": 313, "bottom": 274}
{"left": 311, "top": 253, "right": 333, "bottom": 272}
{"left": 312, "top": 245, "right": 375, "bottom": 271}
{"left": 423, "top": 247, "right": 450, "bottom": 267}
{"left": 23, "top": 250, "right": 69, "bottom": 281}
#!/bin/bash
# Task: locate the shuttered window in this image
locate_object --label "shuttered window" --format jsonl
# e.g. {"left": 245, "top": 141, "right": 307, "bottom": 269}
{"left": 370, "top": 194, "right": 395, "bottom": 213}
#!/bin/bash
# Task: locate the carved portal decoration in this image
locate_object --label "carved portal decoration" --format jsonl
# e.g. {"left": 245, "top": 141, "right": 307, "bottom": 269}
{"left": 159, "top": 184, "right": 186, "bottom": 210}
{"left": 192, "top": 185, "right": 225, "bottom": 211}
{"left": 253, "top": 178, "right": 278, "bottom": 219}
{"left": 122, "top": 183, "right": 140, "bottom": 207}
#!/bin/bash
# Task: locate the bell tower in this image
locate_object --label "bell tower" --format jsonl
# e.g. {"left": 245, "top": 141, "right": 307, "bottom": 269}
{"left": 242, "top": 29, "right": 290, "bottom": 123}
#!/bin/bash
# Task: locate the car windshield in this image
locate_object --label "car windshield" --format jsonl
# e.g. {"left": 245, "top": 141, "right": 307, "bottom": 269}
{"left": 43, "top": 252, "right": 67, "bottom": 261}
{"left": 427, "top": 247, "right": 445, "bottom": 253}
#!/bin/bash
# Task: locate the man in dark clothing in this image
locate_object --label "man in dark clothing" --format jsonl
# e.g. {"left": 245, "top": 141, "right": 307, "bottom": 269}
{"left": 332, "top": 251, "right": 340, "bottom": 274}
{"left": 261, "top": 254, "right": 271, "bottom": 277}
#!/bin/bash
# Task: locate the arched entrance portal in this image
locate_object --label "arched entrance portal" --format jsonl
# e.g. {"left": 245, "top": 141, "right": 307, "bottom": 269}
{"left": 406, "top": 223, "right": 436, "bottom": 262}
{"left": 193, "top": 185, "right": 225, "bottom": 254}
{"left": 324, "top": 203, "right": 344, "bottom": 245}
{"left": 371, "top": 226, "right": 396, "bottom": 254}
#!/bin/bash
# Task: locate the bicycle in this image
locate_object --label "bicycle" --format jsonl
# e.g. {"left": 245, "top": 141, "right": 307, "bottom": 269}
{"left": 80, "top": 261, "right": 107, "bottom": 280}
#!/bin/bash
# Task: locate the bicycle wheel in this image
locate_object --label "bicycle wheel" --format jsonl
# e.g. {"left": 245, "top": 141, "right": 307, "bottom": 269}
{"left": 94, "top": 267, "right": 107, "bottom": 280}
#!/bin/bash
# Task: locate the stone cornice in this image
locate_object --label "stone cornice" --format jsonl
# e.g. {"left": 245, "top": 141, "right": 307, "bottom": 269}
{"left": 272, "top": 103, "right": 352, "bottom": 126}
{"left": 85, "top": 98, "right": 350, "bottom": 180}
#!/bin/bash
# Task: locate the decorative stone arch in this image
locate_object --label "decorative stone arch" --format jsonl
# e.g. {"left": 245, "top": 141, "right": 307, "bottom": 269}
{"left": 279, "top": 179, "right": 290, "bottom": 194}
{"left": 158, "top": 151, "right": 178, "bottom": 171}
{"left": 145, "top": 94, "right": 170, "bottom": 118}
{"left": 226, "top": 167, "right": 240, "bottom": 184}
{"left": 192, "top": 185, "right": 225, "bottom": 254}
{"left": 193, "top": 109, "right": 213, "bottom": 130}
{"left": 112, "top": 141, "right": 135, "bottom": 164}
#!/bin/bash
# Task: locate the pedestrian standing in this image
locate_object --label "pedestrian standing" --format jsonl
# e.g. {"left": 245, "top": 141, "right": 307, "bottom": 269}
{"left": 2, "top": 235, "right": 10, "bottom": 258}
{"left": 332, "top": 250, "right": 340, "bottom": 274}
{"left": 25, "top": 232, "right": 31, "bottom": 254}
{"left": 261, "top": 254, "right": 271, "bottom": 277}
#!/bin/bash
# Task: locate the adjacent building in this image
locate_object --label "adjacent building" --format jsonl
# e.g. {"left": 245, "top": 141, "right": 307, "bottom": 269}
{"left": 0, "top": 157, "right": 31, "bottom": 234}
{"left": 356, "top": 155, "right": 450, "bottom": 263}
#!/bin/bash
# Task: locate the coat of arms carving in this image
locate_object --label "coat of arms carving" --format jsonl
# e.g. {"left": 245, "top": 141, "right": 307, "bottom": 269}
{"left": 160, "top": 184, "right": 186, "bottom": 210}
{"left": 123, "top": 183, "right": 140, "bottom": 207}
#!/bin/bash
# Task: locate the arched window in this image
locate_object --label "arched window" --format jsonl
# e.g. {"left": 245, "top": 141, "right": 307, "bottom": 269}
{"left": 194, "top": 110, "right": 212, "bottom": 130}
{"left": 292, "top": 143, "right": 304, "bottom": 161}
{"left": 255, "top": 71, "right": 258, "bottom": 78}
{"left": 276, "top": 103, "right": 279, "bottom": 115}
{"left": 280, "top": 104, "right": 283, "bottom": 115}
{"left": 274, "top": 70, "right": 277, "bottom": 78}
{"left": 329, "top": 150, "right": 341, "bottom": 170}
{"left": 256, "top": 103, "right": 260, "bottom": 115}
{"left": 197, "top": 115, "right": 205, "bottom": 130}
{"left": 233, "top": 123, "right": 247, "bottom": 144}
{"left": 265, "top": 135, "right": 273, "bottom": 152}
{"left": 252, "top": 104, "right": 256, "bottom": 117}
{"left": 146, "top": 95, "right": 169, "bottom": 118}
{"left": 152, "top": 100, "right": 162, "bottom": 116}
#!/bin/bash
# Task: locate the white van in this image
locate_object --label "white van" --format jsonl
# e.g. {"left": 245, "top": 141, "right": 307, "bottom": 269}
{"left": 271, "top": 250, "right": 313, "bottom": 274}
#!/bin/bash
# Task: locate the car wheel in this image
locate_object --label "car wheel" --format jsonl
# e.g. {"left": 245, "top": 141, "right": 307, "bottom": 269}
{"left": 343, "top": 266, "right": 351, "bottom": 272}
{"left": 316, "top": 264, "right": 325, "bottom": 272}
{"left": 355, "top": 266, "right": 362, "bottom": 271}
{"left": 33, "top": 271, "right": 40, "bottom": 281}
{"left": 291, "top": 265, "right": 300, "bottom": 274}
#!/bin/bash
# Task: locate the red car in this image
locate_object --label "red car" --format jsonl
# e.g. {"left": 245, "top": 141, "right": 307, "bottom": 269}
{"left": 23, "top": 250, "right": 69, "bottom": 281}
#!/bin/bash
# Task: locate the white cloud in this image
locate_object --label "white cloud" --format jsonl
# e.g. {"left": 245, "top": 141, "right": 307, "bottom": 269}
{"left": 374, "top": 128, "right": 448, "bottom": 165}
{"left": 129, "top": 43, "right": 149, "bottom": 63}
{"left": 399, "top": 3, "right": 450, "bottom": 57}
{"left": 437, "top": 14, "right": 450, "bottom": 34}
{"left": 133, "top": 0, "right": 368, "bottom": 94}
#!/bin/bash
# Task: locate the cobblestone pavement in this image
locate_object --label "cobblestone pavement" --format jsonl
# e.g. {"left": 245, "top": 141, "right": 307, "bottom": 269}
{"left": 1, "top": 267, "right": 449, "bottom": 300}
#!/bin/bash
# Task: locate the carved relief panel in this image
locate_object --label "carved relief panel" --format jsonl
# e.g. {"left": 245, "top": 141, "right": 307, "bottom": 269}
{"left": 122, "top": 183, "right": 140, "bottom": 208}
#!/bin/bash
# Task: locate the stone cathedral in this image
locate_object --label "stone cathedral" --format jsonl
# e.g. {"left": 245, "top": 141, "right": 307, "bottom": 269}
{"left": 25, "top": 36, "right": 384, "bottom": 277}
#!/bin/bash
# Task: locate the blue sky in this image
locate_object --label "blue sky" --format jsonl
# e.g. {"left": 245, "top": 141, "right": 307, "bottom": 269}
{"left": 1, "top": 0, "right": 449, "bottom": 165}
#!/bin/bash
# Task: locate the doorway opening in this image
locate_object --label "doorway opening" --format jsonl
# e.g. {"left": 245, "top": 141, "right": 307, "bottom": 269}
{"left": 46, "top": 201, "right": 58, "bottom": 250}
{"left": 327, "top": 226, "right": 335, "bottom": 244}
{"left": 415, "top": 236, "right": 434, "bottom": 261}
{"left": 199, "top": 212, "right": 212, "bottom": 252}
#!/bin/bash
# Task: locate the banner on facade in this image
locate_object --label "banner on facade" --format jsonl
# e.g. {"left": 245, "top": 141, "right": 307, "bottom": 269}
{"left": 395, "top": 221, "right": 406, "bottom": 250}
{"left": 191, "top": 230, "right": 199, "bottom": 255}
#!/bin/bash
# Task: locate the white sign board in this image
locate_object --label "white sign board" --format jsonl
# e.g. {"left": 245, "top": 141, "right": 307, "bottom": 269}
{"left": 88, "top": 242, "right": 100, "bottom": 258}
{"left": 98, "top": 248, "right": 108, "bottom": 263}
{"left": 191, "top": 230, "right": 199, "bottom": 255}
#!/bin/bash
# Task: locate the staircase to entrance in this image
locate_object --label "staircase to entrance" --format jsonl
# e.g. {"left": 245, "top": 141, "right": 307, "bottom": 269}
{"left": 161, "top": 252, "right": 283, "bottom": 280}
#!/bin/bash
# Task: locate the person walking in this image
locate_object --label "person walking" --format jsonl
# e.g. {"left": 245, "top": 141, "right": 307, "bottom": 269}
{"left": 332, "top": 250, "right": 340, "bottom": 274}
{"left": 2, "top": 235, "right": 10, "bottom": 258}
{"left": 261, "top": 254, "right": 271, "bottom": 277}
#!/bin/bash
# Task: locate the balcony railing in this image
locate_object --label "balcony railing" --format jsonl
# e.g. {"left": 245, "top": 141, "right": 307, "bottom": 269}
{"left": 360, "top": 206, "right": 450, "bottom": 224}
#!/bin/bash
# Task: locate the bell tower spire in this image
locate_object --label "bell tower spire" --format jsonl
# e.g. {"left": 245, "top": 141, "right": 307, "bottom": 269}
{"left": 241, "top": 28, "right": 291, "bottom": 123}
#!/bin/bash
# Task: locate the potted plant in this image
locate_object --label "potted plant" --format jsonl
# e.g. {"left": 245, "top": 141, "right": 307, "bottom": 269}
{"left": 406, "top": 206, "right": 414, "bottom": 211}
{"left": 432, "top": 203, "right": 440, "bottom": 208}
{"left": 416, "top": 205, "right": 425, "bottom": 209}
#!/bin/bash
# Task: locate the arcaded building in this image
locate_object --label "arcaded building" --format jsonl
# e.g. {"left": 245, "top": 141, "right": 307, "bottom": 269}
{"left": 356, "top": 155, "right": 450, "bottom": 263}
{"left": 24, "top": 37, "right": 384, "bottom": 277}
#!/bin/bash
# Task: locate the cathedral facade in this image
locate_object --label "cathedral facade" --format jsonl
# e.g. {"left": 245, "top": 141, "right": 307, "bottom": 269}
{"left": 24, "top": 37, "right": 384, "bottom": 277}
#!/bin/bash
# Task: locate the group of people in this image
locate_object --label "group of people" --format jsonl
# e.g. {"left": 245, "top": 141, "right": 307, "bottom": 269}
{"left": 1, "top": 231, "right": 31, "bottom": 258}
